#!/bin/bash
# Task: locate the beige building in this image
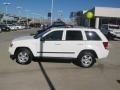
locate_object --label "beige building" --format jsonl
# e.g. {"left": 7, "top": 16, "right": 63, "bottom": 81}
{"left": 81, "top": 7, "right": 120, "bottom": 29}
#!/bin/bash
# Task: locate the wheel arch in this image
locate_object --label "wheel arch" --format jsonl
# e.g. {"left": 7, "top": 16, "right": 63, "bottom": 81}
{"left": 77, "top": 49, "right": 98, "bottom": 59}
{"left": 14, "top": 47, "right": 34, "bottom": 57}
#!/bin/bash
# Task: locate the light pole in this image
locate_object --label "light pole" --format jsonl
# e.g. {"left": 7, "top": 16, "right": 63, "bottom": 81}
{"left": 31, "top": 13, "right": 42, "bottom": 27}
{"left": 51, "top": 0, "right": 54, "bottom": 25}
{"left": 16, "top": 6, "right": 22, "bottom": 24}
{"left": 31, "top": 13, "right": 41, "bottom": 24}
{"left": 25, "top": 10, "right": 30, "bottom": 28}
{"left": 58, "top": 10, "right": 63, "bottom": 20}
{"left": 31, "top": 13, "right": 35, "bottom": 24}
{"left": 3, "top": 2, "right": 11, "bottom": 25}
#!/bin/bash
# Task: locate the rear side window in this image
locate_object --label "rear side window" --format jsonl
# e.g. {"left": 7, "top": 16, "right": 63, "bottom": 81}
{"left": 66, "top": 31, "right": 83, "bottom": 40}
{"left": 85, "top": 31, "right": 101, "bottom": 40}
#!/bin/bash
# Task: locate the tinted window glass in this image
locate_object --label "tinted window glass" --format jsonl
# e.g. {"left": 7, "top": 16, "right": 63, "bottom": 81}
{"left": 66, "top": 31, "right": 83, "bottom": 40}
{"left": 44, "top": 31, "right": 63, "bottom": 41}
{"left": 85, "top": 31, "right": 101, "bottom": 40}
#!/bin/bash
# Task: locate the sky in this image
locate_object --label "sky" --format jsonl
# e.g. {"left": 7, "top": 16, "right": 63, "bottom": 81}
{"left": 0, "top": 0, "right": 120, "bottom": 20}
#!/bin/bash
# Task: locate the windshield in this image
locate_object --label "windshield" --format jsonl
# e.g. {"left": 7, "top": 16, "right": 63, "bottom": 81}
{"left": 109, "top": 26, "right": 120, "bottom": 29}
{"left": 34, "top": 29, "right": 50, "bottom": 39}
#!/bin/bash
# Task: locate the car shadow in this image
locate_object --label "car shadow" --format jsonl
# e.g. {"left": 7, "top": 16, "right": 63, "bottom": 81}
{"left": 37, "top": 59, "right": 79, "bottom": 90}
{"left": 38, "top": 62, "right": 56, "bottom": 90}
{"left": 117, "top": 80, "right": 120, "bottom": 84}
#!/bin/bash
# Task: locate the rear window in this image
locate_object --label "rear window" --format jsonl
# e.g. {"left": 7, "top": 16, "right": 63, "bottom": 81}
{"left": 85, "top": 31, "right": 101, "bottom": 41}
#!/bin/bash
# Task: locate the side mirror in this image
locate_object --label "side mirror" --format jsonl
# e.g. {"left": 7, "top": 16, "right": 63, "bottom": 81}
{"left": 40, "top": 37, "right": 45, "bottom": 41}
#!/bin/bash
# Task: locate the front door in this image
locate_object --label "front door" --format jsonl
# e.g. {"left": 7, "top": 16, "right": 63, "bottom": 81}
{"left": 41, "top": 30, "right": 64, "bottom": 57}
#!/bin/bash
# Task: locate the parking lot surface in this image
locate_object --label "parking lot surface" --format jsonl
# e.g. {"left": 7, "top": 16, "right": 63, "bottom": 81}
{"left": 0, "top": 29, "right": 120, "bottom": 90}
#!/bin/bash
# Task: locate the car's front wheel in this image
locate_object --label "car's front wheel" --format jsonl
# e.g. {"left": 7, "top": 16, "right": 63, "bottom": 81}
{"left": 77, "top": 52, "right": 95, "bottom": 68}
{"left": 16, "top": 48, "right": 32, "bottom": 65}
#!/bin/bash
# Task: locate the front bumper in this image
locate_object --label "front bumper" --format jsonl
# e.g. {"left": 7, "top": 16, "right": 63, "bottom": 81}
{"left": 10, "top": 55, "right": 15, "bottom": 60}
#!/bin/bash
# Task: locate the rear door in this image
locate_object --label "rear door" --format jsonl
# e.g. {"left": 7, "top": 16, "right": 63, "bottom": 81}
{"left": 61, "top": 30, "right": 85, "bottom": 58}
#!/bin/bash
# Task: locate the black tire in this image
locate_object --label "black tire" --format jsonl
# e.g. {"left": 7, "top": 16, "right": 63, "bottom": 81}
{"left": 16, "top": 48, "right": 32, "bottom": 65}
{"left": 77, "top": 52, "right": 95, "bottom": 68}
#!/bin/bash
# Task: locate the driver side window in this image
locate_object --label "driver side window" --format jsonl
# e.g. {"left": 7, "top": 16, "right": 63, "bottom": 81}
{"left": 43, "top": 31, "right": 63, "bottom": 41}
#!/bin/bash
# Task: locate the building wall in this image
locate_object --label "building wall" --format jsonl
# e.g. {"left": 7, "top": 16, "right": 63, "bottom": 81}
{"left": 90, "top": 7, "right": 120, "bottom": 29}
{"left": 95, "top": 7, "right": 120, "bottom": 18}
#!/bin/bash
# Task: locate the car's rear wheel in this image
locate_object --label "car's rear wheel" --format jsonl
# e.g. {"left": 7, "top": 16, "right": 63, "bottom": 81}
{"left": 16, "top": 48, "right": 32, "bottom": 65}
{"left": 77, "top": 52, "right": 95, "bottom": 68}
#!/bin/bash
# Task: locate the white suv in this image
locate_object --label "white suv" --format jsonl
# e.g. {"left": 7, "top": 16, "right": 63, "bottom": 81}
{"left": 9, "top": 28, "right": 109, "bottom": 68}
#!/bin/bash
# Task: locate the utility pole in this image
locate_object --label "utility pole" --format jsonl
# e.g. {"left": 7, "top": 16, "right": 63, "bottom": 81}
{"left": 3, "top": 2, "right": 11, "bottom": 25}
{"left": 51, "top": 0, "right": 54, "bottom": 25}
{"left": 16, "top": 6, "right": 22, "bottom": 24}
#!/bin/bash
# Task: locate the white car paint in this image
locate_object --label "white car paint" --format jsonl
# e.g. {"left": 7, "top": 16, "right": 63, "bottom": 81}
{"left": 9, "top": 28, "right": 109, "bottom": 60}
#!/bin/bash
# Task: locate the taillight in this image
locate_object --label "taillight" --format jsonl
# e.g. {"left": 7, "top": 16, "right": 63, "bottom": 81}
{"left": 103, "top": 42, "right": 108, "bottom": 49}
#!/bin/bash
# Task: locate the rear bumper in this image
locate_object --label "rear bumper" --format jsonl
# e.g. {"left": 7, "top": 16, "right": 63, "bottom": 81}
{"left": 98, "top": 50, "right": 109, "bottom": 59}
